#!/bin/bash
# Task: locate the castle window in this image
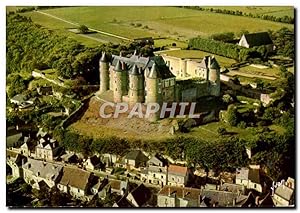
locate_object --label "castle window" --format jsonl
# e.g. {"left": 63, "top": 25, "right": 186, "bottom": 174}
{"left": 171, "top": 67, "right": 173, "bottom": 70}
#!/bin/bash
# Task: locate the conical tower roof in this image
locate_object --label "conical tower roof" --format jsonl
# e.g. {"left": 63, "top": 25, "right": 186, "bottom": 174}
{"left": 100, "top": 52, "right": 107, "bottom": 62}
{"left": 130, "top": 64, "right": 139, "bottom": 75}
{"left": 114, "top": 60, "right": 122, "bottom": 72}
{"left": 209, "top": 56, "right": 220, "bottom": 69}
{"left": 148, "top": 63, "right": 159, "bottom": 79}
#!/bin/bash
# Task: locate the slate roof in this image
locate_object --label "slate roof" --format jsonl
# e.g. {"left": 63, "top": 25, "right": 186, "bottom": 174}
{"left": 59, "top": 167, "right": 91, "bottom": 191}
{"left": 198, "top": 56, "right": 220, "bottom": 69}
{"left": 168, "top": 165, "right": 188, "bottom": 176}
{"left": 88, "top": 155, "right": 101, "bottom": 166}
{"left": 275, "top": 184, "right": 294, "bottom": 201}
{"left": 22, "top": 158, "right": 63, "bottom": 182}
{"left": 258, "top": 192, "right": 274, "bottom": 207}
{"left": 235, "top": 192, "right": 256, "bottom": 207}
{"left": 147, "top": 154, "right": 167, "bottom": 167}
{"left": 114, "top": 196, "right": 134, "bottom": 207}
{"left": 125, "top": 150, "right": 148, "bottom": 162}
{"left": 111, "top": 54, "right": 175, "bottom": 79}
{"left": 220, "top": 183, "right": 245, "bottom": 194}
{"left": 127, "top": 183, "right": 151, "bottom": 207}
{"left": 242, "top": 32, "right": 273, "bottom": 47}
{"left": 201, "top": 190, "right": 238, "bottom": 207}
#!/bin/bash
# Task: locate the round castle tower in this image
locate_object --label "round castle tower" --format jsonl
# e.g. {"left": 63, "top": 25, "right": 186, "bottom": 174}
{"left": 129, "top": 64, "right": 144, "bottom": 106}
{"left": 99, "top": 52, "right": 110, "bottom": 93}
{"left": 145, "top": 63, "right": 162, "bottom": 122}
{"left": 208, "top": 56, "right": 221, "bottom": 96}
{"left": 113, "top": 60, "right": 127, "bottom": 102}
{"left": 145, "top": 63, "right": 162, "bottom": 104}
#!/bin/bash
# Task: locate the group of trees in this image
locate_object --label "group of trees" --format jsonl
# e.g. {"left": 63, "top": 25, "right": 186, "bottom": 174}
{"left": 7, "top": 14, "right": 104, "bottom": 83}
{"left": 269, "top": 27, "right": 295, "bottom": 60}
{"left": 7, "top": 14, "right": 154, "bottom": 85}
{"left": 182, "top": 6, "right": 294, "bottom": 24}
{"left": 188, "top": 37, "right": 265, "bottom": 61}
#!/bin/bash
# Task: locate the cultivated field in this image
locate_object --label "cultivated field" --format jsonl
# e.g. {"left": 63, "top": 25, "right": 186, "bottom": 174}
{"left": 17, "top": 6, "right": 293, "bottom": 48}
{"left": 201, "top": 6, "right": 294, "bottom": 18}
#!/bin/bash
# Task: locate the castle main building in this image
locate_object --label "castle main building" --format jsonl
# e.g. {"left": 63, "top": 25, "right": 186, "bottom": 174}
{"left": 98, "top": 51, "right": 221, "bottom": 120}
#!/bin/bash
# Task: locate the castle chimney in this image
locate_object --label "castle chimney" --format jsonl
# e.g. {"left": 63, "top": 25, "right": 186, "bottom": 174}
{"left": 168, "top": 187, "right": 171, "bottom": 196}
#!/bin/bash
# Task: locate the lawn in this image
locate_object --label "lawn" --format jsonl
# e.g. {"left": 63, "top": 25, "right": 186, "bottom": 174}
{"left": 31, "top": 6, "right": 292, "bottom": 41}
{"left": 238, "top": 65, "right": 280, "bottom": 78}
{"left": 158, "top": 49, "right": 236, "bottom": 67}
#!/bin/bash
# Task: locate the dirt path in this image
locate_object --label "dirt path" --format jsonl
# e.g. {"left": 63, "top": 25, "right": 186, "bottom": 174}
{"left": 35, "top": 10, "right": 132, "bottom": 41}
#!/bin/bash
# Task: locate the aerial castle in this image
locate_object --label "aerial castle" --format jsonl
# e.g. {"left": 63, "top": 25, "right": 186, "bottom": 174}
{"left": 98, "top": 51, "right": 220, "bottom": 121}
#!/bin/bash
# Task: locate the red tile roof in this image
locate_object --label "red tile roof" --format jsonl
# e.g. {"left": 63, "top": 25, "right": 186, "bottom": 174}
{"left": 168, "top": 165, "right": 187, "bottom": 176}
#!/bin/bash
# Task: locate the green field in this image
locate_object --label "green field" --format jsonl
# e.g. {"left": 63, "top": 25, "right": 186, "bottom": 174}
{"left": 201, "top": 6, "right": 294, "bottom": 18}
{"left": 19, "top": 6, "right": 293, "bottom": 47}
{"left": 22, "top": 11, "right": 102, "bottom": 47}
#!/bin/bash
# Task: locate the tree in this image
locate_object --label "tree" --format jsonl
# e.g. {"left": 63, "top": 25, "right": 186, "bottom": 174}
{"left": 222, "top": 94, "right": 234, "bottom": 104}
{"left": 226, "top": 105, "right": 239, "bottom": 126}
{"left": 7, "top": 74, "right": 27, "bottom": 98}
{"left": 78, "top": 25, "right": 89, "bottom": 34}
{"left": 217, "top": 127, "right": 227, "bottom": 135}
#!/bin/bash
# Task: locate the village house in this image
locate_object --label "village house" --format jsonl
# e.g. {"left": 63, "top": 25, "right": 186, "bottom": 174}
{"left": 235, "top": 165, "right": 263, "bottom": 193}
{"left": 140, "top": 154, "right": 168, "bottom": 186}
{"left": 120, "top": 150, "right": 149, "bottom": 169}
{"left": 83, "top": 155, "right": 101, "bottom": 171}
{"left": 157, "top": 186, "right": 202, "bottom": 207}
{"left": 167, "top": 165, "right": 189, "bottom": 187}
{"left": 272, "top": 177, "right": 295, "bottom": 207}
{"left": 22, "top": 158, "right": 63, "bottom": 189}
{"left": 126, "top": 183, "right": 152, "bottom": 207}
{"left": 7, "top": 150, "right": 27, "bottom": 178}
{"left": 100, "top": 153, "right": 117, "bottom": 167}
{"left": 157, "top": 185, "right": 257, "bottom": 207}
{"left": 35, "top": 138, "right": 60, "bottom": 161}
{"left": 20, "top": 137, "right": 37, "bottom": 157}
{"left": 238, "top": 32, "right": 274, "bottom": 52}
{"left": 219, "top": 183, "right": 246, "bottom": 195}
{"left": 98, "top": 179, "right": 135, "bottom": 200}
{"left": 57, "top": 167, "right": 94, "bottom": 201}
{"left": 91, "top": 177, "right": 109, "bottom": 196}
{"left": 60, "top": 153, "right": 79, "bottom": 164}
